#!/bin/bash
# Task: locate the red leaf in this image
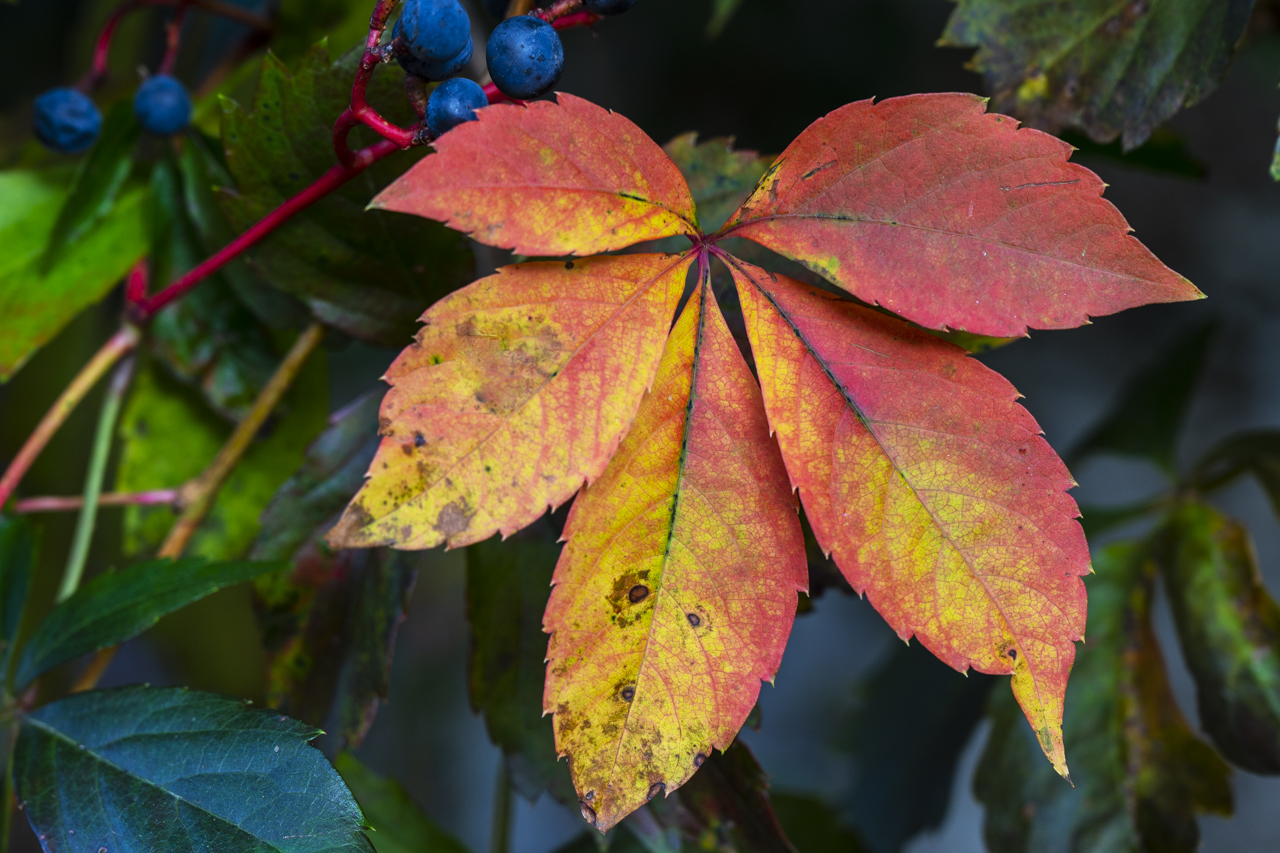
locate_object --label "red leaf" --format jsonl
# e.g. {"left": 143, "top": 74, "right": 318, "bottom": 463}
{"left": 721, "top": 93, "right": 1201, "bottom": 337}
{"left": 728, "top": 256, "right": 1088, "bottom": 777}
{"left": 371, "top": 94, "right": 700, "bottom": 257}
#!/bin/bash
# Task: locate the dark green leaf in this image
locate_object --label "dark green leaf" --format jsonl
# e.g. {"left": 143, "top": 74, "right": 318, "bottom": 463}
{"left": 14, "top": 685, "right": 373, "bottom": 852}
{"left": 115, "top": 355, "right": 329, "bottom": 560}
{"left": 13, "top": 557, "right": 284, "bottom": 689}
{"left": 465, "top": 521, "right": 575, "bottom": 803}
{"left": 275, "top": 0, "right": 382, "bottom": 60}
{"left": 251, "top": 394, "right": 414, "bottom": 749}
{"left": 770, "top": 794, "right": 867, "bottom": 853}
{"left": 1062, "top": 128, "right": 1207, "bottom": 178}
{"left": 0, "top": 514, "right": 37, "bottom": 670}
{"left": 335, "top": 753, "right": 470, "bottom": 853}
{"left": 667, "top": 740, "right": 796, "bottom": 853}
{"left": 839, "top": 641, "right": 992, "bottom": 853}
{"left": 1190, "top": 430, "right": 1280, "bottom": 517}
{"left": 975, "top": 542, "right": 1232, "bottom": 853}
{"left": 941, "top": 0, "right": 1254, "bottom": 150}
{"left": 707, "top": 0, "right": 747, "bottom": 37}
{"left": 217, "top": 43, "right": 474, "bottom": 345}
{"left": 1069, "top": 322, "right": 1214, "bottom": 475}
{"left": 42, "top": 100, "right": 141, "bottom": 263}
{"left": 1155, "top": 503, "right": 1280, "bottom": 774}
{"left": 0, "top": 168, "right": 147, "bottom": 381}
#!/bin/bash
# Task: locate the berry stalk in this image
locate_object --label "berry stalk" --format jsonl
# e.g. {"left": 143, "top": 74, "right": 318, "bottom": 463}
{"left": 13, "top": 489, "right": 181, "bottom": 514}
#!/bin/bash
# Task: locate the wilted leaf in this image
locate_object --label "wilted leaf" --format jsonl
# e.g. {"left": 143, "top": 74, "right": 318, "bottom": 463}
{"left": 0, "top": 168, "right": 147, "bottom": 380}
{"left": 329, "top": 252, "right": 694, "bottom": 551}
{"left": 218, "top": 43, "right": 474, "bottom": 344}
{"left": 546, "top": 280, "right": 806, "bottom": 830}
{"left": 729, "top": 258, "right": 1088, "bottom": 778}
{"left": 975, "top": 543, "right": 1232, "bottom": 853}
{"left": 372, "top": 94, "right": 699, "bottom": 257}
{"left": 14, "top": 686, "right": 373, "bottom": 852}
{"left": 335, "top": 753, "right": 470, "bottom": 853}
{"left": 721, "top": 93, "right": 1201, "bottom": 337}
{"left": 1191, "top": 430, "right": 1280, "bottom": 518}
{"left": 466, "top": 520, "right": 575, "bottom": 803}
{"left": 116, "top": 355, "right": 329, "bottom": 560}
{"left": 1156, "top": 503, "right": 1280, "bottom": 774}
{"left": 941, "top": 0, "right": 1253, "bottom": 150}
{"left": 839, "top": 641, "right": 993, "bottom": 853}
{"left": 1069, "top": 322, "right": 1213, "bottom": 475}
{"left": 13, "top": 557, "right": 284, "bottom": 689}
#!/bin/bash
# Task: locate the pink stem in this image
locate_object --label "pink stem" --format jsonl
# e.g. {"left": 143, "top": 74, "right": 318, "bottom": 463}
{"left": 158, "top": 5, "right": 189, "bottom": 76}
{"left": 14, "top": 489, "right": 180, "bottom": 514}
{"left": 123, "top": 258, "right": 149, "bottom": 304}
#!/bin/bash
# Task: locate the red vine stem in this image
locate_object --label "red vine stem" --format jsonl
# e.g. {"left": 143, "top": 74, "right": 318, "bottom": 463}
{"left": 157, "top": 5, "right": 190, "bottom": 76}
{"left": 13, "top": 489, "right": 180, "bottom": 514}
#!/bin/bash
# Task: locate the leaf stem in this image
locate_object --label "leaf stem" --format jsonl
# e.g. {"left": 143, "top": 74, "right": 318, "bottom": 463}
{"left": 57, "top": 356, "right": 136, "bottom": 604}
{"left": 489, "top": 759, "right": 513, "bottom": 853}
{"left": 0, "top": 325, "right": 140, "bottom": 512}
{"left": 13, "top": 489, "right": 180, "bottom": 515}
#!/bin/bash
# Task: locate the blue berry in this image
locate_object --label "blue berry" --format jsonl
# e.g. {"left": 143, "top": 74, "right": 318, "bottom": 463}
{"left": 486, "top": 17, "right": 563, "bottom": 101}
{"left": 33, "top": 88, "right": 102, "bottom": 154}
{"left": 427, "top": 78, "right": 488, "bottom": 137}
{"left": 396, "top": 0, "right": 471, "bottom": 63}
{"left": 134, "top": 75, "right": 191, "bottom": 136}
{"left": 398, "top": 34, "right": 472, "bottom": 81}
{"left": 584, "top": 0, "right": 639, "bottom": 14}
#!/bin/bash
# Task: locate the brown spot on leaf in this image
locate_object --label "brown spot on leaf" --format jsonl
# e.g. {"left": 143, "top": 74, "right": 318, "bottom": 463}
{"left": 579, "top": 802, "right": 597, "bottom": 825}
{"left": 628, "top": 584, "right": 649, "bottom": 603}
{"left": 621, "top": 686, "right": 635, "bottom": 702}
{"left": 694, "top": 753, "right": 707, "bottom": 767}
{"left": 687, "top": 613, "right": 701, "bottom": 628}
{"left": 647, "top": 782, "right": 664, "bottom": 801}
{"left": 433, "top": 499, "right": 474, "bottom": 537}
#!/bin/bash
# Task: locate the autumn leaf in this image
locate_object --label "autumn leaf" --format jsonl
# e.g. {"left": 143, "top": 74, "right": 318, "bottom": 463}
{"left": 329, "top": 252, "right": 694, "bottom": 550}
{"left": 544, "top": 278, "right": 805, "bottom": 830}
{"left": 720, "top": 93, "right": 1201, "bottom": 337}
{"left": 727, "top": 257, "right": 1088, "bottom": 777}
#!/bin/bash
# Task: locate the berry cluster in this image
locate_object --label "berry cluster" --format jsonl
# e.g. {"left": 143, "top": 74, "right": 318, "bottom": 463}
{"left": 396, "top": 0, "right": 641, "bottom": 138}
{"left": 33, "top": 73, "right": 191, "bottom": 155}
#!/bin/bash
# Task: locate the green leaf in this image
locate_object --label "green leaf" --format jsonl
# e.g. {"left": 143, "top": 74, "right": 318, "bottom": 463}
{"left": 941, "top": 0, "right": 1254, "bottom": 150}
{"left": 115, "top": 356, "right": 329, "bottom": 560}
{"left": 335, "top": 753, "right": 470, "bottom": 853}
{"left": 1191, "top": 430, "right": 1280, "bottom": 517}
{"left": 465, "top": 520, "right": 575, "bottom": 803}
{"left": 838, "top": 641, "right": 993, "bottom": 853}
{"left": 275, "top": 0, "right": 381, "bottom": 60}
{"left": 706, "top": 0, "right": 747, "bottom": 38}
{"left": 216, "top": 43, "right": 474, "bottom": 345}
{"left": 1155, "top": 503, "right": 1280, "bottom": 774}
{"left": 770, "top": 794, "right": 867, "bottom": 853}
{"left": 14, "top": 685, "right": 373, "bottom": 852}
{"left": 0, "top": 168, "right": 147, "bottom": 381}
{"left": 1069, "top": 322, "right": 1214, "bottom": 475}
{"left": 0, "top": 514, "right": 38, "bottom": 670}
{"left": 975, "top": 542, "right": 1232, "bottom": 853}
{"left": 13, "top": 557, "right": 283, "bottom": 689}
{"left": 666, "top": 133, "right": 771, "bottom": 236}
{"left": 42, "top": 100, "right": 142, "bottom": 264}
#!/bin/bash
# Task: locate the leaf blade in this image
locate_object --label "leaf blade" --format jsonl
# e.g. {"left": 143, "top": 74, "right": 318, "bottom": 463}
{"left": 545, "top": 280, "right": 806, "bottom": 830}
{"left": 729, "top": 258, "right": 1088, "bottom": 778}
{"left": 721, "top": 93, "right": 1200, "bottom": 337}
{"left": 335, "top": 753, "right": 469, "bottom": 853}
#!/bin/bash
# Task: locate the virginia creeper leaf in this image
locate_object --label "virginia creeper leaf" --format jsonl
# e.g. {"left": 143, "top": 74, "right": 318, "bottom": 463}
{"left": 941, "top": 0, "right": 1253, "bottom": 151}
{"left": 1155, "top": 503, "right": 1280, "bottom": 774}
{"left": 728, "top": 258, "right": 1088, "bottom": 778}
{"left": 372, "top": 94, "right": 700, "bottom": 257}
{"left": 217, "top": 43, "right": 474, "bottom": 344}
{"left": 335, "top": 753, "right": 469, "bottom": 853}
{"left": 721, "top": 93, "right": 1201, "bottom": 337}
{"left": 466, "top": 520, "right": 575, "bottom": 803}
{"left": 0, "top": 168, "right": 147, "bottom": 381}
{"left": 116, "top": 356, "right": 329, "bottom": 560}
{"left": 839, "top": 641, "right": 993, "bottom": 853}
{"left": 544, "top": 280, "right": 806, "bottom": 831}
{"left": 975, "top": 543, "right": 1232, "bottom": 853}
{"left": 328, "top": 252, "right": 694, "bottom": 551}
{"left": 13, "top": 557, "right": 284, "bottom": 690}
{"left": 1069, "top": 322, "right": 1213, "bottom": 475}
{"left": 14, "top": 686, "right": 373, "bottom": 853}
{"left": 1191, "top": 430, "right": 1280, "bottom": 519}
{"left": 668, "top": 740, "right": 796, "bottom": 853}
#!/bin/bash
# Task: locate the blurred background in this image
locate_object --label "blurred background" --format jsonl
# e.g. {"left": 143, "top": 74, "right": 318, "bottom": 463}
{"left": 2, "top": 0, "right": 1280, "bottom": 850}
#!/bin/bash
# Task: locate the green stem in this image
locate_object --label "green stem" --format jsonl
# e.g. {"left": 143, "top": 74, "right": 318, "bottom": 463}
{"left": 57, "top": 356, "right": 136, "bottom": 603}
{"left": 0, "top": 723, "right": 15, "bottom": 853}
{"left": 489, "top": 759, "right": 513, "bottom": 853}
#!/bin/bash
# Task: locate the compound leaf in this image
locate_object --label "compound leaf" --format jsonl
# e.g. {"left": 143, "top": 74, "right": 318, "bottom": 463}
{"left": 218, "top": 42, "right": 473, "bottom": 344}
{"left": 941, "top": 0, "right": 1253, "bottom": 151}
{"left": 13, "top": 557, "right": 284, "bottom": 690}
{"left": 335, "top": 753, "right": 469, "bottom": 853}
{"left": 545, "top": 280, "right": 806, "bottom": 830}
{"left": 975, "top": 543, "right": 1232, "bottom": 853}
{"left": 1156, "top": 503, "right": 1280, "bottom": 774}
{"left": 721, "top": 93, "right": 1201, "bottom": 337}
{"left": 729, "top": 258, "right": 1088, "bottom": 778}
{"left": 372, "top": 94, "right": 699, "bottom": 257}
{"left": 14, "top": 685, "right": 373, "bottom": 853}
{"left": 328, "top": 252, "right": 694, "bottom": 551}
